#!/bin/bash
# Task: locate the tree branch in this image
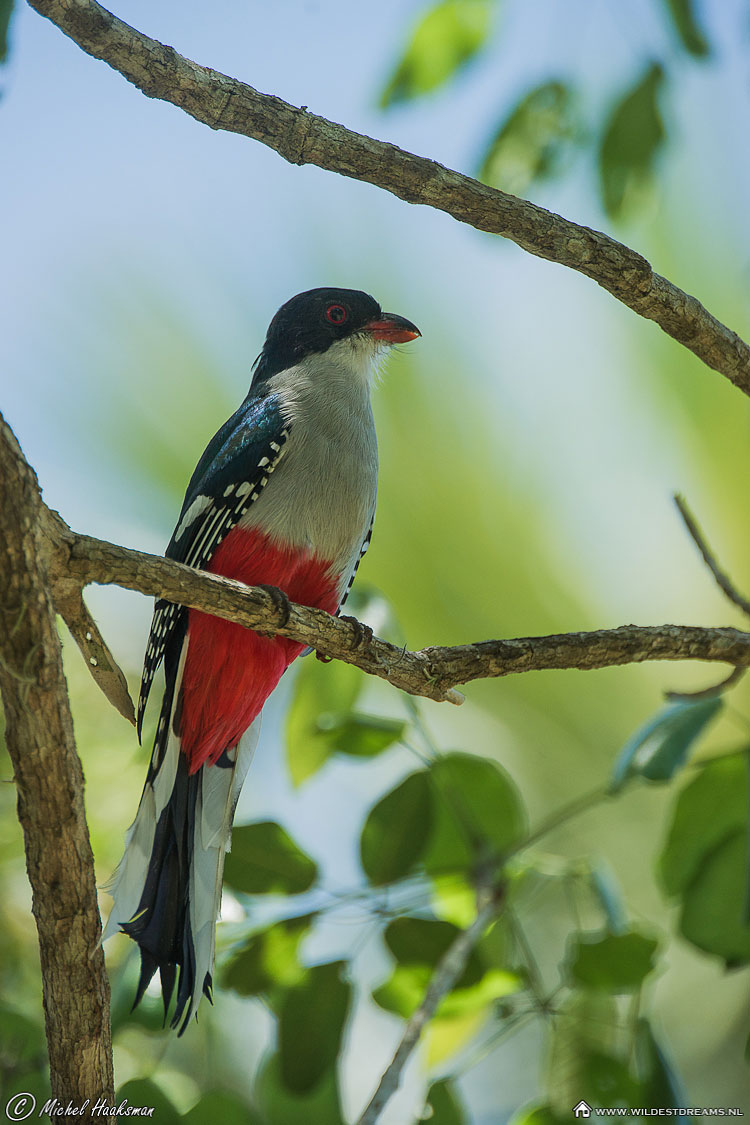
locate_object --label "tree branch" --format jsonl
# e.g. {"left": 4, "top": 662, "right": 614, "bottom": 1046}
{"left": 1, "top": 413, "right": 747, "bottom": 720}
{"left": 26, "top": 0, "right": 750, "bottom": 397}
{"left": 0, "top": 426, "right": 113, "bottom": 1111}
{"left": 356, "top": 886, "right": 505, "bottom": 1125}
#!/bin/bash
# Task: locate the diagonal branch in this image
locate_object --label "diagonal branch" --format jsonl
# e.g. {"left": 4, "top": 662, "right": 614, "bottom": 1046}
{"left": 26, "top": 0, "right": 750, "bottom": 397}
{"left": 356, "top": 885, "right": 505, "bottom": 1125}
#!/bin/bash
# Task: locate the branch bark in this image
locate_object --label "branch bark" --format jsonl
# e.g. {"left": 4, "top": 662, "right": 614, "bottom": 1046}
{"left": 0, "top": 426, "right": 114, "bottom": 1113}
{"left": 26, "top": 0, "right": 750, "bottom": 397}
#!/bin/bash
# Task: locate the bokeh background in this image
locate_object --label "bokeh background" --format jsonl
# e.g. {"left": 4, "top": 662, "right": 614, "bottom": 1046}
{"left": 2, "top": 0, "right": 750, "bottom": 1121}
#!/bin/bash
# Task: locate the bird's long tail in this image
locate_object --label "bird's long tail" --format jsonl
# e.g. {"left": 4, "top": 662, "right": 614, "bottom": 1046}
{"left": 102, "top": 641, "right": 259, "bottom": 1033}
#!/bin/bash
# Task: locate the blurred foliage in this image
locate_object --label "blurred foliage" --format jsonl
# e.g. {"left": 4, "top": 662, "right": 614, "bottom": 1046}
{"left": 479, "top": 81, "right": 582, "bottom": 199}
{"left": 381, "top": 0, "right": 713, "bottom": 219}
{"left": 599, "top": 63, "right": 666, "bottom": 219}
{"left": 0, "top": 0, "right": 13, "bottom": 65}
{"left": 380, "top": 0, "right": 493, "bottom": 108}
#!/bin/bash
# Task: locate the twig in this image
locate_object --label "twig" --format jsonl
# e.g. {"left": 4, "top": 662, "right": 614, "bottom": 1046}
{"left": 356, "top": 887, "right": 504, "bottom": 1125}
{"left": 665, "top": 664, "right": 746, "bottom": 703}
{"left": 26, "top": 0, "right": 750, "bottom": 396}
{"left": 674, "top": 494, "right": 750, "bottom": 617}
{"left": 55, "top": 585, "right": 136, "bottom": 724}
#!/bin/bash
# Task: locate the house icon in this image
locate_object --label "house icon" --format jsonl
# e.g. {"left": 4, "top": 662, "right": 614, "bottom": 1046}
{"left": 573, "top": 1102, "right": 591, "bottom": 1119}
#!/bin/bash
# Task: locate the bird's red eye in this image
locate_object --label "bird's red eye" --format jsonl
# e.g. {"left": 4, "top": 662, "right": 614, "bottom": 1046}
{"left": 326, "top": 304, "right": 348, "bottom": 325}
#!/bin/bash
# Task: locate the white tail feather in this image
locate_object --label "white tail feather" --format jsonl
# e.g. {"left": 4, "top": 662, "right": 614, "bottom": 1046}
{"left": 185, "top": 715, "right": 261, "bottom": 1025}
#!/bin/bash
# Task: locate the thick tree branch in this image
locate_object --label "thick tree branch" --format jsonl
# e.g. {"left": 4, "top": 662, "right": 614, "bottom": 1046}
{"left": 3, "top": 414, "right": 749, "bottom": 717}
{"left": 0, "top": 426, "right": 113, "bottom": 1112}
{"left": 26, "top": 0, "right": 750, "bottom": 397}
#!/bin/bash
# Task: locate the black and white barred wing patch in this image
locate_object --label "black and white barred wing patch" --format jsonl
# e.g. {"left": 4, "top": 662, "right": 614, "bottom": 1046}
{"left": 136, "top": 393, "right": 290, "bottom": 738}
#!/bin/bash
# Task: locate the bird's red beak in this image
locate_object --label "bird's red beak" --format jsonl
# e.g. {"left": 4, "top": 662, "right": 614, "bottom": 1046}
{"left": 364, "top": 313, "right": 421, "bottom": 344}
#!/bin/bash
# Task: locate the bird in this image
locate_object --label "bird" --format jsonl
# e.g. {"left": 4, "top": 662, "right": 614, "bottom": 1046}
{"left": 103, "top": 287, "right": 420, "bottom": 1033}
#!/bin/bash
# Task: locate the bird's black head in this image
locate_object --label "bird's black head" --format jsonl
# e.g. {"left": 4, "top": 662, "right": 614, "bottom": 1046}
{"left": 252, "top": 287, "right": 420, "bottom": 384}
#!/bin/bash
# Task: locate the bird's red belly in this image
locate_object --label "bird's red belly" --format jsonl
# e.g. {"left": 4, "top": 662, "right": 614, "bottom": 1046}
{"left": 179, "top": 526, "right": 339, "bottom": 772}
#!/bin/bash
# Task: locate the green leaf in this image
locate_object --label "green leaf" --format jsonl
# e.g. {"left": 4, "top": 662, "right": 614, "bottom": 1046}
{"left": 258, "top": 1053, "right": 344, "bottom": 1125}
{"left": 182, "top": 1091, "right": 263, "bottom": 1125}
{"left": 380, "top": 0, "right": 492, "bottom": 108}
{"left": 224, "top": 821, "right": 317, "bottom": 896}
{"left": 546, "top": 992, "right": 639, "bottom": 1114}
{"left": 279, "top": 961, "right": 351, "bottom": 1094}
{"left": 599, "top": 63, "right": 666, "bottom": 218}
{"left": 509, "top": 1106, "right": 569, "bottom": 1125}
{"left": 659, "top": 753, "right": 747, "bottom": 894}
{"left": 677, "top": 832, "right": 750, "bottom": 964}
{"left": 659, "top": 754, "right": 750, "bottom": 964}
{"left": 373, "top": 961, "right": 518, "bottom": 1019}
{"left": 480, "top": 81, "right": 580, "bottom": 195}
{"left": 419, "top": 1079, "right": 467, "bottom": 1124}
{"left": 286, "top": 655, "right": 364, "bottom": 785}
{"left": 424, "top": 753, "right": 527, "bottom": 875}
{"left": 116, "top": 1080, "right": 180, "bottom": 1124}
{"left": 610, "top": 696, "right": 722, "bottom": 792}
{"left": 374, "top": 917, "right": 519, "bottom": 1018}
{"left": 661, "top": 0, "right": 710, "bottom": 57}
{"left": 634, "top": 1018, "right": 686, "bottom": 1108}
{"left": 373, "top": 962, "right": 432, "bottom": 1017}
{"left": 360, "top": 770, "right": 433, "bottom": 884}
{"left": 220, "top": 913, "right": 315, "bottom": 997}
{"left": 0, "top": 0, "right": 13, "bottom": 65}
{"left": 332, "top": 713, "right": 406, "bottom": 758}
{"left": 567, "top": 930, "right": 659, "bottom": 992}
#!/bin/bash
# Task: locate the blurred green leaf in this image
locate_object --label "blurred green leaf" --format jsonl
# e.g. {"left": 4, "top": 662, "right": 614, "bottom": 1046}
{"left": 375, "top": 916, "right": 519, "bottom": 1017}
{"left": 224, "top": 821, "right": 317, "bottom": 896}
{"left": 547, "top": 992, "right": 638, "bottom": 1113}
{"left": 509, "top": 1105, "right": 569, "bottom": 1125}
{"left": 419, "top": 1079, "right": 467, "bottom": 1124}
{"left": 676, "top": 832, "right": 750, "bottom": 964}
{"left": 279, "top": 961, "right": 351, "bottom": 1094}
{"left": 373, "top": 962, "right": 432, "bottom": 1017}
{"left": 385, "top": 916, "right": 483, "bottom": 982}
{"left": 658, "top": 753, "right": 747, "bottom": 893}
{"left": 660, "top": 754, "right": 750, "bottom": 963}
{"left": 634, "top": 1018, "right": 686, "bottom": 1108}
{"left": 0, "top": 0, "right": 13, "bottom": 64}
{"left": 567, "top": 929, "right": 659, "bottom": 992}
{"left": 116, "top": 1080, "right": 181, "bottom": 1123}
{"left": 332, "top": 713, "right": 406, "bottom": 758}
{"left": 182, "top": 1091, "right": 263, "bottom": 1124}
{"left": 424, "top": 752, "right": 527, "bottom": 875}
{"left": 221, "top": 913, "right": 315, "bottom": 997}
{"left": 599, "top": 62, "right": 666, "bottom": 218}
{"left": 661, "top": 0, "right": 710, "bottom": 57}
{"left": 258, "top": 1053, "right": 344, "bottom": 1125}
{"left": 661, "top": 756, "right": 750, "bottom": 958}
{"left": 480, "top": 81, "right": 580, "bottom": 195}
{"left": 360, "top": 770, "right": 433, "bottom": 884}
{"left": 610, "top": 696, "right": 722, "bottom": 792}
{"left": 286, "top": 656, "right": 364, "bottom": 785}
{"left": 380, "top": 0, "right": 492, "bottom": 108}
